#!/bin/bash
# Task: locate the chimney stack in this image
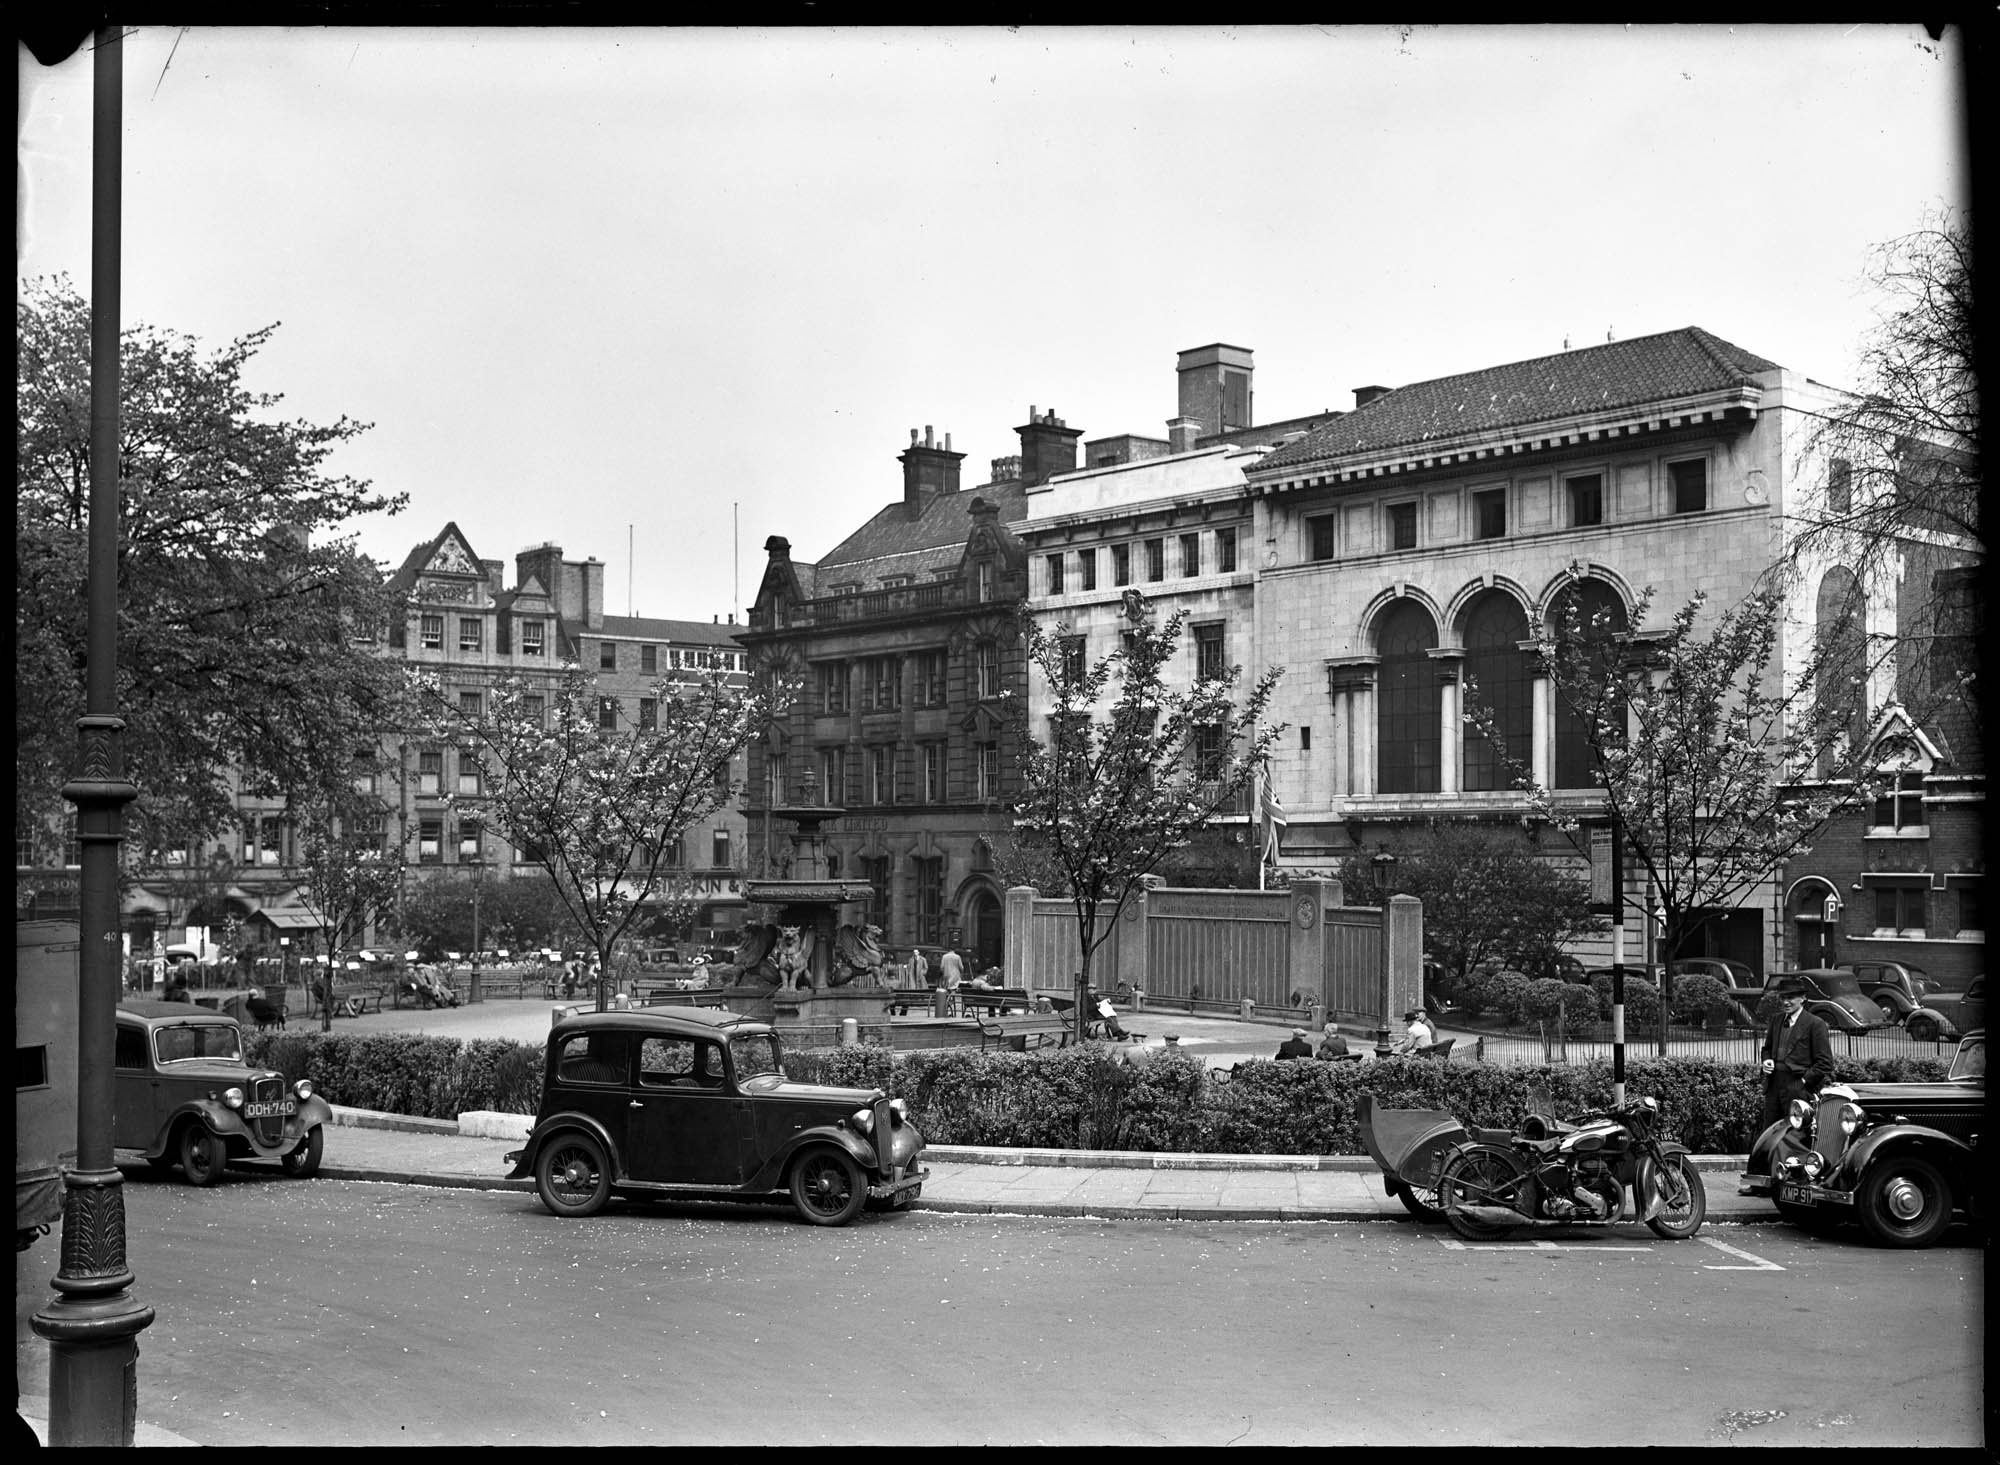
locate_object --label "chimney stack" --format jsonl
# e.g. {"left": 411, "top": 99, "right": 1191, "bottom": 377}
{"left": 1176, "top": 343, "right": 1254, "bottom": 437}
{"left": 900, "top": 426, "right": 966, "bottom": 519}
{"left": 1352, "top": 385, "right": 1392, "bottom": 409}
{"left": 1016, "top": 406, "right": 1083, "bottom": 486}
{"left": 1167, "top": 417, "right": 1202, "bottom": 454}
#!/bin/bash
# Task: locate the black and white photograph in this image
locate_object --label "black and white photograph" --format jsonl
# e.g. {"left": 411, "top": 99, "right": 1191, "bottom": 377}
{"left": 16, "top": 22, "right": 1980, "bottom": 1447}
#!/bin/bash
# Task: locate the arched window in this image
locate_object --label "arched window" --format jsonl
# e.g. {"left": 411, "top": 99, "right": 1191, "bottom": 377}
{"left": 1461, "top": 592, "right": 1531, "bottom": 792}
{"left": 1815, "top": 566, "right": 1866, "bottom": 771}
{"left": 1377, "top": 601, "right": 1440, "bottom": 794}
{"left": 1550, "top": 581, "right": 1629, "bottom": 790}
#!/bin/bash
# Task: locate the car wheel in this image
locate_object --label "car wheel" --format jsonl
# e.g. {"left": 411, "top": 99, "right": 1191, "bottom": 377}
{"left": 1856, "top": 1156, "right": 1953, "bottom": 1249}
{"left": 178, "top": 1124, "right": 225, "bottom": 1187}
{"left": 535, "top": 1133, "right": 613, "bottom": 1218}
{"left": 281, "top": 1125, "right": 324, "bottom": 1178}
{"left": 789, "top": 1146, "right": 867, "bottom": 1227}
{"left": 1906, "top": 1014, "right": 1942, "bottom": 1043}
{"left": 1775, "top": 1198, "right": 1845, "bottom": 1235}
{"left": 1644, "top": 1154, "right": 1707, "bottom": 1239}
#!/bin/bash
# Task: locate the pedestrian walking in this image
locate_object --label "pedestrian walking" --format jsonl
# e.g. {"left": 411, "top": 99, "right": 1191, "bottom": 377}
{"left": 1759, "top": 975, "right": 1835, "bottom": 1129}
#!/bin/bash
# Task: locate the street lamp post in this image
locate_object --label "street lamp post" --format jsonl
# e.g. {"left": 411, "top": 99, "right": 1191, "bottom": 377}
{"left": 32, "top": 26, "right": 156, "bottom": 1444}
{"left": 1370, "top": 850, "right": 1398, "bottom": 1055}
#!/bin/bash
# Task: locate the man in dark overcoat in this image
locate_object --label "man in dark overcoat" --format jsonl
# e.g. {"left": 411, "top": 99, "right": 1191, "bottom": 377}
{"left": 1759, "top": 975, "right": 1836, "bottom": 1130}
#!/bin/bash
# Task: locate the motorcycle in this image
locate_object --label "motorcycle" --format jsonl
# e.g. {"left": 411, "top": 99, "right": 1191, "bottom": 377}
{"left": 1436, "top": 1093, "right": 1707, "bottom": 1241}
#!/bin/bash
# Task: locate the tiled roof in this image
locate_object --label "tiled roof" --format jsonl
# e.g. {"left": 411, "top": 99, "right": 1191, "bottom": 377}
{"left": 1255, "top": 327, "right": 1783, "bottom": 474}
{"left": 598, "top": 614, "right": 745, "bottom": 646}
{"left": 816, "top": 483, "right": 1030, "bottom": 576}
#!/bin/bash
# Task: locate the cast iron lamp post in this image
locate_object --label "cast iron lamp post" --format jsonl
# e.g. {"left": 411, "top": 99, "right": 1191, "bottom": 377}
{"left": 31, "top": 24, "right": 157, "bottom": 1444}
{"left": 1370, "top": 850, "right": 1398, "bottom": 1053}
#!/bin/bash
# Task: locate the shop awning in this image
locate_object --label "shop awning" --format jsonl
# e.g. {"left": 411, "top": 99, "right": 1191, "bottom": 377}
{"left": 247, "top": 909, "right": 323, "bottom": 931}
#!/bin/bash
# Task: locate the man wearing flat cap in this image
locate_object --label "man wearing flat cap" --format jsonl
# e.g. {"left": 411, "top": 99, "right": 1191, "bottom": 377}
{"left": 1759, "top": 975, "right": 1835, "bottom": 1129}
{"left": 1276, "top": 1026, "right": 1314, "bottom": 1060}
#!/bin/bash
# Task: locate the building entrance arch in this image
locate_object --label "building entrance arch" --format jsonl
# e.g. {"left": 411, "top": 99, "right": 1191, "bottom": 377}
{"left": 966, "top": 886, "right": 1004, "bottom": 972}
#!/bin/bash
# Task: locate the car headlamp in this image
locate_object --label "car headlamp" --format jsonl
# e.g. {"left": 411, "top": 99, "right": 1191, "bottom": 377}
{"left": 1837, "top": 1102, "right": 1865, "bottom": 1136}
{"left": 889, "top": 1097, "right": 909, "bottom": 1125}
{"left": 1787, "top": 1097, "right": 1812, "bottom": 1129}
{"left": 222, "top": 1086, "right": 246, "bottom": 1109}
{"left": 1799, "top": 1151, "right": 1826, "bottom": 1180}
{"left": 849, "top": 1107, "right": 876, "bottom": 1135}
{"left": 292, "top": 1079, "right": 315, "bottom": 1101}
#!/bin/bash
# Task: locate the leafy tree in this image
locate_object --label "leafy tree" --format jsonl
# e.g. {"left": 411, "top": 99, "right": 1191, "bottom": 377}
{"left": 395, "top": 867, "right": 579, "bottom": 960}
{"left": 1014, "top": 603, "right": 1284, "bottom": 1040}
{"left": 1468, "top": 586, "right": 1874, "bottom": 971}
{"left": 1347, "top": 823, "right": 1602, "bottom": 1000}
{"left": 16, "top": 277, "right": 408, "bottom": 856}
{"left": 288, "top": 792, "right": 405, "bottom": 1031}
{"left": 1784, "top": 210, "right": 1981, "bottom": 760}
{"left": 412, "top": 662, "right": 785, "bottom": 1011}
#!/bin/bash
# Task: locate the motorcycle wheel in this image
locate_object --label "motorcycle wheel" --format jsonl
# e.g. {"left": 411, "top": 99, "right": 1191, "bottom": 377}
{"left": 1391, "top": 1179, "right": 1446, "bottom": 1224}
{"left": 1439, "top": 1145, "right": 1526, "bottom": 1241}
{"left": 1644, "top": 1154, "right": 1707, "bottom": 1239}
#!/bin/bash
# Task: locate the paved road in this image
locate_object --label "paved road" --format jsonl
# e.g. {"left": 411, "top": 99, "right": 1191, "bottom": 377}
{"left": 15, "top": 1176, "right": 1984, "bottom": 1447}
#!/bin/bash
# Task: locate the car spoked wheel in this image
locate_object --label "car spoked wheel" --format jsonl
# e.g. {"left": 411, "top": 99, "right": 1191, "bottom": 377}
{"left": 178, "top": 1124, "right": 225, "bottom": 1187}
{"left": 281, "top": 1125, "right": 324, "bottom": 1178}
{"left": 1856, "top": 1157, "right": 1952, "bottom": 1248}
{"left": 535, "top": 1134, "right": 612, "bottom": 1218}
{"left": 789, "top": 1147, "right": 866, "bottom": 1226}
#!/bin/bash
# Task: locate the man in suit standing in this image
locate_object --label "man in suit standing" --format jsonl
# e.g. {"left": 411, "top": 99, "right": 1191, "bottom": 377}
{"left": 1760, "top": 975, "right": 1836, "bottom": 1129}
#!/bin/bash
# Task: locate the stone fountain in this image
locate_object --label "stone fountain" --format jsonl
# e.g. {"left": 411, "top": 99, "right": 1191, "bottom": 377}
{"left": 715, "top": 780, "right": 896, "bottom": 1048}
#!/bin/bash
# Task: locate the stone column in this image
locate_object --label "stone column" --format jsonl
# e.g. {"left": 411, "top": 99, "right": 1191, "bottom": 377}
{"left": 1003, "top": 885, "right": 1036, "bottom": 989}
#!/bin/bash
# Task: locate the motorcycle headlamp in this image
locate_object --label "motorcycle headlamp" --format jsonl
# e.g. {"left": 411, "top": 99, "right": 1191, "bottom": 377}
{"left": 1837, "top": 1102, "right": 1865, "bottom": 1136}
{"left": 1787, "top": 1097, "right": 1812, "bottom": 1129}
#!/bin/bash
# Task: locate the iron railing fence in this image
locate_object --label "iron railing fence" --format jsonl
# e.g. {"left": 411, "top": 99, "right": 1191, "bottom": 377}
{"left": 1445, "top": 1022, "right": 1960, "bottom": 1069}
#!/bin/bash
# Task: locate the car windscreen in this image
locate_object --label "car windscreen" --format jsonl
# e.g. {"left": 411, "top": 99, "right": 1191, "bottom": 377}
{"left": 729, "top": 1033, "right": 782, "bottom": 1081}
{"left": 1948, "top": 1038, "right": 1984, "bottom": 1082}
{"left": 154, "top": 1024, "right": 242, "bottom": 1064}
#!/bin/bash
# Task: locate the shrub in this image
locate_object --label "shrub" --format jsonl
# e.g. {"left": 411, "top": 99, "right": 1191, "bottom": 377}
{"left": 1486, "top": 971, "right": 1536, "bottom": 1025}
{"left": 1587, "top": 971, "right": 1662, "bottom": 1029}
{"left": 1667, "top": 972, "right": 1730, "bottom": 1026}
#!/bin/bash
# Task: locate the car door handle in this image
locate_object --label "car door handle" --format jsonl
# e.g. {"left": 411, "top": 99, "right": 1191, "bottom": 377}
{"left": 629, "top": 1100, "right": 644, "bottom": 1109}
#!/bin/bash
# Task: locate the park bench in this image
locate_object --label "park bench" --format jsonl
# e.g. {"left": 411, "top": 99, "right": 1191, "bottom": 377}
{"left": 310, "top": 981, "right": 384, "bottom": 1019}
{"left": 975, "top": 1013, "right": 1074, "bottom": 1053}
{"left": 887, "top": 987, "right": 938, "bottom": 1016}
{"left": 637, "top": 985, "right": 727, "bottom": 1009}
{"left": 958, "top": 987, "right": 1033, "bottom": 1016}
{"left": 468, "top": 967, "right": 537, "bottom": 1000}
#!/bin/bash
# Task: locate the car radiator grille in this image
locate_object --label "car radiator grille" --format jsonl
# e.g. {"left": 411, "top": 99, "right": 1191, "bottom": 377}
{"left": 1812, "top": 1099, "right": 1852, "bottom": 1166}
{"left": 251, "top": 1075, "right": 286, "bottom": 1146}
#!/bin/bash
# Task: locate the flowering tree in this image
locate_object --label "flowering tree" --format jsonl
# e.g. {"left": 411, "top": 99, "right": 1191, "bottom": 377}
{"left": 412, "top": 662, "right": 786, "bottom": 1011}
{"left": 288, "top": 791, "right": 405, "bottom": 1031}
{"left": 1469, "top": 586, "right": 1874, "bottom": 968}
{"left": 1014, "top": 603, "right": 1284, "bottom": 1041}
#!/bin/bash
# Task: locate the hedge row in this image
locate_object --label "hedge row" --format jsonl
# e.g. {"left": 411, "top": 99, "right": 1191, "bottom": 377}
{"left": 244, "top": 1030, "right": 1948, "bottom": 1156}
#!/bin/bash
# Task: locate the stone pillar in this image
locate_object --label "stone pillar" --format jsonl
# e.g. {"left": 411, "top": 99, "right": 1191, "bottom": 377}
{"left": 1114, "top": 883, "right": 1153, "bottom": 993}
{"left": 1003, "top": 886, "right": 1037, "bottom": 989}
{"left": 1530, "top": 665, "right": 1553, "bottom": 790}
{"left": 1385, "top": 893, "right": 1425, "bottom": 1022}
{"left": 1432, "top": 650, "right": 1465, "bottom": 796}
{"left": 1285, "top": 878, "right": 1337, "bottom": 1010}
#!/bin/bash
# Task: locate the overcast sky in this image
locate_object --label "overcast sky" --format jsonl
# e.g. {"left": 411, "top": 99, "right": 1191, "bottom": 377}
{"left": 18, "top": 24, "right": 1968, "bottom": 622}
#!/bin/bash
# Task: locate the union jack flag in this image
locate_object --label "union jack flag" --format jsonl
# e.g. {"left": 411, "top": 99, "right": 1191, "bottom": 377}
{"left": 1258, "top": 763, "right": 1286, "bottom": 864}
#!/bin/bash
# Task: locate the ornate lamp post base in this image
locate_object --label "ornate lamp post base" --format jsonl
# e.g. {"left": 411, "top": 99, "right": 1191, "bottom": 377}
{"left": 30, "top": 1167, "right": 158, "bottom": 1446}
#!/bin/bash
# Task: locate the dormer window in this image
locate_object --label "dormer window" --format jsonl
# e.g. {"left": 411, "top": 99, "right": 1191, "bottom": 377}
{"left": 1870, "top": 772, "right": 1926, "bottom": 832}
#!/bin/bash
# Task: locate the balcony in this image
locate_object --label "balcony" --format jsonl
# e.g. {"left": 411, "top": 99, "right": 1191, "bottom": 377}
{"left": 794, "top": 581, "right": 966, "bottom": 628}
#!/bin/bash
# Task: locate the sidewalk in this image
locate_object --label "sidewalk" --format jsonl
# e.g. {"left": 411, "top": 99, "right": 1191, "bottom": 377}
{"left": 319, "top": 1104, "right": 1776, "bottom": 1223}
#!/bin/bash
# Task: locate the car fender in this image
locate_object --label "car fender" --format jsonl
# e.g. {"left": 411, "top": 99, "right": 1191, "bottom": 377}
{"left": 745, "top": 1123, "right": 879, "bottom": 1192}
{"left": 1833, "top": 1123, "right": 1976, "bottom": 1191}
{"left": 507, "top": 1111, "right": 624, "bottom": 1181}
{"left": 1902, "top": 1004, "right": 1956, "bottom": 1037}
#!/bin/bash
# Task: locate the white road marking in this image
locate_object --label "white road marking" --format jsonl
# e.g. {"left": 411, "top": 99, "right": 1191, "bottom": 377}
{"left": 1436, "top": 1238, "right": 1649, "bottom": 1251}
{"left": 1698, "top": 1236, "right": 1785, "bottom": 1271}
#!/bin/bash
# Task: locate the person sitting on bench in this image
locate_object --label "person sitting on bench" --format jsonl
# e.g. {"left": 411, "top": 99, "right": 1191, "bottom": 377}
{"left": 1314, "top": 1022, "right": 1351, "bottom": 1060}
{"left": 1093, "top": 992, "right": 1131, "bottom": 1040}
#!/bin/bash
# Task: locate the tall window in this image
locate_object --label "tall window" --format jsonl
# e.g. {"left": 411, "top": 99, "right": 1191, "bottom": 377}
{"left": 1193, "top": 724, "right": 1224, "bottom": 780}
{"left": 869, "top": 745, "right": 895, "bottom": 805}
{"left": 711, "top": 829, "right": 731, "bottom": 869}
{"left": 1669, "top": 458, "right": 1708, "bottom": 514}
{"left": 1112, "top": 543, "right": 1132, "bottom": 585}
{"left": 1873, "top": 882, "right": 1926, "bottom": 936}
{"left": 921, "top": 741, "right": 946, "bottom": 803}
{"left": 420, "top": 614, "right": 444, "bottom": 650}
{"left": 1309, "top": 515, "right": 1336, "bottom": 561}
{"left": 1473, "top": 489, "right": 1507, "bottom": 541}
{"left": 1194, "top": 622, "right": 1225, "bottom": 679}
{"left": 863, "top": 655, "right": 902, "bottom": 711}
{"left": 521, "top": 620, "right": 545, "bottom": 656}
{"left": 418, "top": 817, "right": 442, "bottom": 864}
{"left": 598, "top": 697, "right": 619, "bottom": 730}
{"left": 975, "top": 561, "right": 994, "bottom": 602}
{"left": 459, "top": 617, "right": 483, "bottom": 652}
{"left": 418, "top": 747, "right": 443, "bottom": 796}
{"left": 456, "top": 747, "right": 482, "bottom": 796}
{"left": 975, "top": 641, "right": 1001, "bottom": 699}
{"left": 914, "top": 649, "right": 947, "bottom": 706}
{"left": 1815, "top": 566, "right": 1867, "bottom": 769}
{"left": 1216, "top": 526, "right": 1237, "bottom": 573}
{"left": 458, "top": 690, "right": 482, "bottom": 720}
{"left": 640, "top": 644, "right": 657, "bottom": 673}
{"left": 600, "top": 640, "right": 618, "bottom": 670}
{"left": 817, "top": 661, "right": 849, "bottom": 715}
{"left": 1145, "top": 539, "right": 1165, "bottom": 582}
{"left": 914, "top": 856, "right": 944, "bottom": 944}
{"left": 864, "top": 856, "right": 892, "bottom": 927}
{"left": 1551, "top": 581, "right": 1629, "bottom": 790}
{"left": 819, "top": 746, "right": 846, "bottom": 805}
{"left": 1461, "top": 592, "right": 1531, "bottom": 791}
{"left": 521, "top": 693, "right": 545, "bottom": 727}
{"left": 976, "top": 741, "right": 1000, "bottom": 802}
{"left": 1871, "top": 772, "right": 1926, "bottom": 831}
{"left": 1827, "top": 458, "right": 1853, "bottom": 514}
{"left": 1566, "top": 473, "right": 1604, "bottom": 527}
{"left": 1377, "top": 601, "right": 1441, "bottom": 794}
{"left": 1179, "top": 533, "right": 1200, "bottom": 576}
{"left": 1060, "top": 635, "right": 1086, "bottom": 683}
{"left": 1387, "top": 502, "right": 1418, "bottom": 550}
{"left": 638, "top": 697, "right": 658, "bottom": 730}
{"left": 1046, "top": 554, "right": 1065, "bottom": 595}
{"left": 1078, "top": 548, "right": 1097, "bottom": 591}
{"left": 458, "top": 819, "right": 482, "bottom": 862}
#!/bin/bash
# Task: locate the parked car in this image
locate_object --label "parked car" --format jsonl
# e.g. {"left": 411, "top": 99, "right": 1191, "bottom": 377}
{"left": 1714, "top": 968, "right": 1891, "bottom": 1033}
{"left": 1740, "top": 1028, "right": 1983, "bottom": 1247}
{"left": 1667, "top": 957, "right": 1757, "bottom": 992}
{"left": 1832, "top": 960, "right": 1931, "bottom": 1021}
{"left": 115, "top": 1001, "right": 333, "bottom": 1185}
{"left": 505, "top": 1006, "right": 926, "bottom": 1226}
{"left": 1896, "top": 972, "right": 1985, "bottom": 1043}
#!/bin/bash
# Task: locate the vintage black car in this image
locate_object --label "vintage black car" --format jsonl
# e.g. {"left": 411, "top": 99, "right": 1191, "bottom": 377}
{"left": 1739, "top": 1029, "right": 1984, "bottom": 1248}
{"left": 1715, "top": 968, "right": 1891, "bottom": 1034}
{"left": 505, "top": 1007, "right": 926, "bottom": 1226}
{"left": 115, "top": 1001, "right": 333, "bottom": 1185}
